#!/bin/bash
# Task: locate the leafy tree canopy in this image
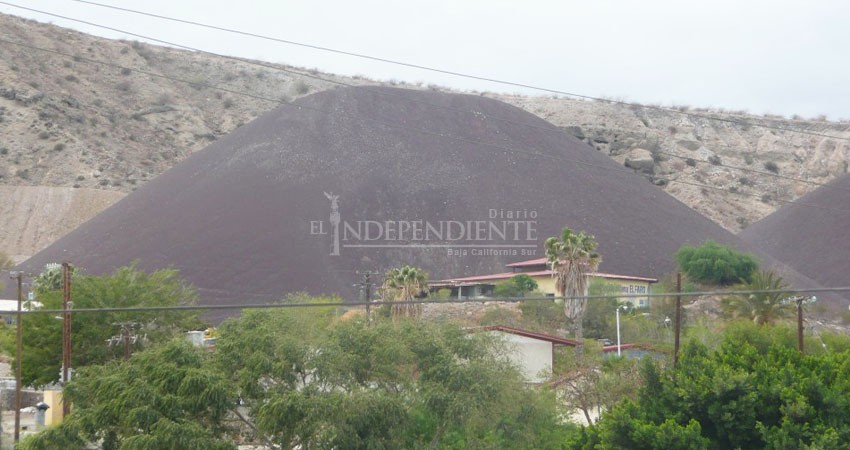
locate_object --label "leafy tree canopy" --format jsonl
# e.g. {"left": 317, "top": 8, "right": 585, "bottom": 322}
{"left": 674, "top": 240, "right": 758, "bottom": 286}
{"left": 493, "top": 274, "right": 539, "bottom": 298}
{"left": 8, "top": 264, "right": 204, "bottom": 386}
{"left": 580, "top": 322, "right": 850, "bottom": 449}
{"left": 20, "top": 340, "right": 234, "bottom": 450}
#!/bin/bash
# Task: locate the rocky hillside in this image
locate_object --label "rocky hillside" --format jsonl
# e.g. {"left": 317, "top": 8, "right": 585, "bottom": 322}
{"left": 2, "top": 13, "right": 849, "bottom": 258}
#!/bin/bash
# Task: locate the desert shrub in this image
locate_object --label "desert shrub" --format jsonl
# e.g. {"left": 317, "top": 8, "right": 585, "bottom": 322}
{"left": 764, "top": 160, "right": 779, "bottom": 174}
{"left": 115, "top": 80, "right": 132, "bottom": 92}
{"left": 708, "top": 155, "right": 722, "bottom": 165}
{"left": 738, "top": 176, "right": 753, "bottom": 186}
{"left": 685, "top": 158, "right": 696, "bottom": 167}
{"left": 292, "top": 80, "right": 310, "bottom": 95}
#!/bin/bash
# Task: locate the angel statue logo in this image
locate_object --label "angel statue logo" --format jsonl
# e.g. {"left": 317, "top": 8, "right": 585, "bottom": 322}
{"left": 324, "top": 191, "right": 341, "bottom": 256}
{"left": 310, "top": 192, "right": 540, "bottom": 258}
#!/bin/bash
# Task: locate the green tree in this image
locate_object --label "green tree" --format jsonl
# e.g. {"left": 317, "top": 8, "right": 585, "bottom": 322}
{"left": 545, "top": 227, "right": 602, "bottom": 344}
{"left": 553, "top": 349, "right": 642, "bottom": 426}
{"left": 15, "top": 264, "right": 203, "bottom": 386}
{"left": 382, "top": 265, "right": 427, "bottom": 319}
{"left": 518, "top": 294, "right": 565, "bottom": 333}
{"left": 721, "top": 270, "right": 793, "bottom": 325}
{"left": 582, "top": 281, "right": 622, "bottom": 339}
{"left": 31, "top": 262, "right": 71, "bottom": 294}
{"left": 216, "top": 308, "right": 569, "bottom": 449}
{"left": 493, "top": 274, "right": 539, "bottom": 298}
{"left": 674, "top": 240, "right": 758, "bottom": 286}
{"left": 583, "top": 323, "right": 850, "bottom": 449}
{"left": 20, "top": 340, "right": 235, "bottom": 450}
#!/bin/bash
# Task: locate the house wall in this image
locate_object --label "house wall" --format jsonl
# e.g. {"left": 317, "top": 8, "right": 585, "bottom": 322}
{"left": 488, "top": 331, "right": 553, "bottom": 383}
{"left": 528, "top": 275, "right": 652, "bottom": 307}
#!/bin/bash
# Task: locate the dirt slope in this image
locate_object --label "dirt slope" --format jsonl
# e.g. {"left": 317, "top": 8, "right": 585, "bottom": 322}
{"left": 0, "top": 186, "right": 124, "bottom": 262}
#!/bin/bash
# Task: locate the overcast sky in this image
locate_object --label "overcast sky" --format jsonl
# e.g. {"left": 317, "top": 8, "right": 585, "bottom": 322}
{"left": 3, "top": 0, "right": 849, "bottom": 119}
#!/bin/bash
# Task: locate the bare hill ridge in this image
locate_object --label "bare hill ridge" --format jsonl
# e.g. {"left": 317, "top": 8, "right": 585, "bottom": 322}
{"left": 2, "top": 13, "right": 850, "bottom": 261}
{"left": 10, "top": 86, "right": 836, "bottom": 321}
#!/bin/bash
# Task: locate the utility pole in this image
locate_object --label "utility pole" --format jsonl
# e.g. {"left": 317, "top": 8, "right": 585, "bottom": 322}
{"left": 121, "top": 323, "right": 133, "bottom": 360}
{"left": 10, "top": 271, "right": 24, "bottom": 443}
{"left": 673, "top": 272, "right": 682, "bottom": 367}
{"left": 108, "top": 322, "right": 143, "bottom": 360}
{"left": 797, "top": 297, "right": 804, "bottom": 353}
{"left": 356, "top": 270, "right": 378, "bottom": 320}
{"left": 62, "top": 262, "right": 73, "bottom": 417}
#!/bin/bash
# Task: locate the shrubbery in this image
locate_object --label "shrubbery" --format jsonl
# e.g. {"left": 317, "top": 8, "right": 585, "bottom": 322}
{"left": 674, "top": 240, "right": 758, "bottom": 285}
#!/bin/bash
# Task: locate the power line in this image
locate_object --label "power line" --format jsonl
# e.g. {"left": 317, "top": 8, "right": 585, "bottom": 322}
{"left": 3, "top": 35, "right": 850, "bottom": 218}
{"left": 0, "top": 35, "right": 638, "bottom": 175}
{"left": 41, "top": 0, "right": 850, "bottom": 143}
{"left": 0, "top": 1, "right": 588, "bottom": 146}
{"left": 656, "top": 150, "right": 850, "bottom": 194}
{"left": 4, "top": 286, "right": 848, "bottom": 316}
{"left": 0, "top": 0, "right": 850, "bottom": 202}
{"left": 665, "top": 178, "right": 848, "bottom": 215}
{"left": 3, "top": 1, "right": 847, "bottom": 196}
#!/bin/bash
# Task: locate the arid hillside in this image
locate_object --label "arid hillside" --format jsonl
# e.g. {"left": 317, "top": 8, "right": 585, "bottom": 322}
{"left": 1, "top": 13, "right": 850, "bottom": 260}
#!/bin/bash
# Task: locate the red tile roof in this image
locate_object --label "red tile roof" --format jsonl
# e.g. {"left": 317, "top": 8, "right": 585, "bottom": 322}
{"left": 505, "top": 258, "right": 548, "bottom": 268}
{"left": 438, "top": 269, "right": 657, "bottom": 284}
{"left": 472, "top": 325, "right": 581, "bottom": 346}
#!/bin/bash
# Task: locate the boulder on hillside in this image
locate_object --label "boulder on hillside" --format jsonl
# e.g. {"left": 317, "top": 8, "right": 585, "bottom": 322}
{"left": 624, "top": 148, "right": 656, "bottom": 174}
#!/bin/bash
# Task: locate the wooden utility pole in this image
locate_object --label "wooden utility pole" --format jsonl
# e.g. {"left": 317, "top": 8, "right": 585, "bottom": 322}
{"left": 796, "top": 297, "right": 804, "bottom": 354}
{"left": 357, "top": 271, "right": 378, "bottom": 321}
{"left": 12, "top": 271, "right": 23, "bottom": 443}
{"left": 62, "top": 262, "right": 73, "bottom": 417}
{"left": 673, "top": 272, "right": 682, "bottom": 367}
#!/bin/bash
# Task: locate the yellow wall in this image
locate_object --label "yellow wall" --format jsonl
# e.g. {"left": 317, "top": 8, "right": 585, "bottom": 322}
{"left": 43, "top": 390, "right": 65, "bottom": 426}
{"left": 528, "top": 274, "right": 652, "bottom": 307}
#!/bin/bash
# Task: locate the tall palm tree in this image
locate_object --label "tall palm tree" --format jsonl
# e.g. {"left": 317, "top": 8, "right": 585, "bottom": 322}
{"left": 545, "top": 228, "right": 601, "bottom": 345}
{"left": 383, "top": 265, "right": 428, "bottom": 319}
{"left": 721, "top": 270, "right": 793, "bottom": 325}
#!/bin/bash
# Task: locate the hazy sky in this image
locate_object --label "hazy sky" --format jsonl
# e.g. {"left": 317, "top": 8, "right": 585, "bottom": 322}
{"left": 3, "top": 0, "right": 849, "bottom": 119}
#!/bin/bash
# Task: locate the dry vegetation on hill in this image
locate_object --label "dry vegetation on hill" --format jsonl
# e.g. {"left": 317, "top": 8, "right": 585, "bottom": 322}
{"left": 1, "top": 13, "right": 849, "bottom": 259}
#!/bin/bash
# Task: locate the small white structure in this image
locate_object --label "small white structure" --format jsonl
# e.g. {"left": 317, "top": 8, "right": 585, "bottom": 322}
{"left": 476, "top": 325, "right": 579, "bottom": 384}
{"left": 0, "top": 299, "right": 43, "bottom": 324}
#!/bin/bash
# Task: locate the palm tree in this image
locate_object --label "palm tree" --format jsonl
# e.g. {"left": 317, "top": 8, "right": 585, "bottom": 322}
{"left": 383, "top": 265, "right": 428, "bottom": 319}
{"left": 721, "top": 270, "right": 793, "bottom": 325}
{"left": 545, "top": 228, "right": 602, "bottom": 345}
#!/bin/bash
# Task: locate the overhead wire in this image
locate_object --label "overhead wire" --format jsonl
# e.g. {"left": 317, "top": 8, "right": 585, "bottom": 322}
{"left": 1, "top": 34, "right": 849, "bottom": 217}
{"left": 6, "top": 286, "right": 850, "bottom": 315}
{"left": 50, "top": 0, "right": 850, "bottom": 142}
{"left": 6, "top": 0, "right": 850, "bottom": 216}
{"left": 4, "top": 1, "right": 850, "bottom": 146}
{"left": 3, "top": 1, "right": 848, "bottom": 196}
